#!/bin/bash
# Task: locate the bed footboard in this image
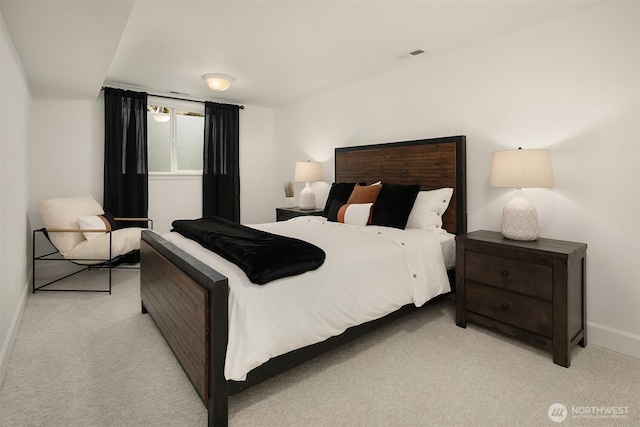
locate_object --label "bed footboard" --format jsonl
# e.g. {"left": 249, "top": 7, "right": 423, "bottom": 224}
{"left": 140, "top": 230, "right": 229, "bottom": 426}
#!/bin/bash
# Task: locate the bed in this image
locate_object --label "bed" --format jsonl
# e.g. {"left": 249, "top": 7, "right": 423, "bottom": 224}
{"left": 140, "top": 135, "right": 466, "bottom": 426}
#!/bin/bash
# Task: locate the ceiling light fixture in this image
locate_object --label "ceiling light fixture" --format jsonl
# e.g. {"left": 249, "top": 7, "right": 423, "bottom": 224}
{"left": 202, "top": 73, "right": 235, "bottom": 92}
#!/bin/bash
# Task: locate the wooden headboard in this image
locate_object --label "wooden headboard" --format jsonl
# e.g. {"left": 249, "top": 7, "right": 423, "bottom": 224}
{"left": 335, "top": 135, "right": 466, "bottom": 235}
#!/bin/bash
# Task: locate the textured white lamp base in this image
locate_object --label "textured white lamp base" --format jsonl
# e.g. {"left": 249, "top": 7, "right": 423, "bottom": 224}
{"left": 501, "top": 191, "right": 539, "bottom": 241}
{"left": 299, "top": 182, "right": 316, "bottom": 210}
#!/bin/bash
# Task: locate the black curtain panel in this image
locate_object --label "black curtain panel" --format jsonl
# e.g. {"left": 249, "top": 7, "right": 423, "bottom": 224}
{"left": 103, "top": 88, "right": 148, "bottom": 227}
{"left": 203, "top": 101, "right": 240, "bottom": 222}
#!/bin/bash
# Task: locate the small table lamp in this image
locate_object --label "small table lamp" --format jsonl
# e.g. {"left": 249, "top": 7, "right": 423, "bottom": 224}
{"left": 294, "top": 161, "right": 323, "bottom": 210}
{"left": 490, "top": 148, "right": 555, "bottom": 241}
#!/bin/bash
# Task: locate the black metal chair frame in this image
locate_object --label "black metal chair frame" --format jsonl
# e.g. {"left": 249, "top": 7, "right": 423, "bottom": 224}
{"left": 32, "top": 218, "right": 152, "bottom": 294}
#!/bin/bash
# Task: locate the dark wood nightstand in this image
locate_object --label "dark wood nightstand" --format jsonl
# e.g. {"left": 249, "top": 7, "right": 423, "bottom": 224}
{"left": 276, "top": 207, "right": 325, "bottom": 222}
{"left": 455, "top": 230, "right": 587, "bottom": 367}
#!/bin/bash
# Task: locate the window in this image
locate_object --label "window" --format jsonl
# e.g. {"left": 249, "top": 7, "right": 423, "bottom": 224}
{"left": 147, "top": 98, "right": 204, "bottom": 173}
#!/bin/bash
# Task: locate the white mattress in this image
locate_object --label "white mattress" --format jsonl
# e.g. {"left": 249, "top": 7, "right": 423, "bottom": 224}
{"left": 163, "top": 216, "right": 454, "bottom": 381}
{"left": 431, "top": 230, "right": 456, "bottom": 269}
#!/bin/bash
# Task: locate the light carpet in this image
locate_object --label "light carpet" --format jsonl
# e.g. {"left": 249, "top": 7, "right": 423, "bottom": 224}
{"left": 1, "top": 269, "right": 638, "bottom": 426}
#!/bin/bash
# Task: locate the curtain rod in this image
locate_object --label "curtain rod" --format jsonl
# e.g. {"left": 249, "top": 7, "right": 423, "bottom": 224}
{"left": 101, "top": 84, "right": 244, "bottom": 109}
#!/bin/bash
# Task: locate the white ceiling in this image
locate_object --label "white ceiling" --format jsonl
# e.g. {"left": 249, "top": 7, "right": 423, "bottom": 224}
{"left": 1, "top": 0, "right": 602, "bottom": 108}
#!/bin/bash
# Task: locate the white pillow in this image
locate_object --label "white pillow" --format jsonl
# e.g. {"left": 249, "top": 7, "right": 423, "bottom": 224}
{"left": 339, "top": 203, "right": 374, "bottom": 227}
{"left": 405, "top": 188, "right": 453, "bottom": 231}
{"left": 78, "top": 215, "right": 113, "bottom": 241}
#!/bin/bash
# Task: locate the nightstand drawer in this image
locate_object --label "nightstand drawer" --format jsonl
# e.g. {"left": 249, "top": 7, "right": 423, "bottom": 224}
{"left": 466, "top": 282, "right": 553, "bottom": 338}
{"left": 466, "top": 251, "right": 552, "bottom": 301}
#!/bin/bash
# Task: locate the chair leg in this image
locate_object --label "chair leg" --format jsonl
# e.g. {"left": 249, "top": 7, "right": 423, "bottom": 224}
{"left": 33, "top": 229, "right": 111, "bottom": 293}
{"left": 32, "top": 228, "right": 137, "bottom": 294}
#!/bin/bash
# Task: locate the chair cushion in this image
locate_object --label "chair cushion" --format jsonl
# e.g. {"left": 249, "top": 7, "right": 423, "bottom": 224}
{"left": 68, "top": 228, "right": 143, "bottom": 264}
{"left": 40, "top": 196, "right": 104, "bottom": 257}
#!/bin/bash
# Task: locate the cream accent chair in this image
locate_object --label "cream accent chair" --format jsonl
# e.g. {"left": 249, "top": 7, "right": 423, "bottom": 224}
{"left": 34, "top": 195, "right": 149, "bottom": 294}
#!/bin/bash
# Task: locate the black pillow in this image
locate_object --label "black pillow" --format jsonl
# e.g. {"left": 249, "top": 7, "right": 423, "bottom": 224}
{"left": 371, "top": 183, "right": 420, "bottom": 229}
{"left": 102, "top": 211, "right": 119, "bottom": 230}
{"left": 326, "top": 199, "right": 343, "bottom": 222}
{"left": 323, "top": 182, "right": 357, "bottom": 218}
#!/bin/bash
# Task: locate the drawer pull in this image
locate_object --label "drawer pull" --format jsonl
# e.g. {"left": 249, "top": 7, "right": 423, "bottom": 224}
{"left": 500, "top": 303, "right": 509, "bottom": 311}
{"left": 500, "top": 270, "right": 509, "bottom": 278}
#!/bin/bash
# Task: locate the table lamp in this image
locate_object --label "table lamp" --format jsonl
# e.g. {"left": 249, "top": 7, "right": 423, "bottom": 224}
{"left": 490, "top": 148, "right": 554, "bottom": 241}
{"left": 294, "top": 161, "right": 323, "bottom": 210}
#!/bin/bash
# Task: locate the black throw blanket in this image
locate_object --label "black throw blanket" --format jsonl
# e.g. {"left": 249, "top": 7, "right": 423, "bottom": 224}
{"left": 171, "top": 217, "right": 326, "bottom": 285}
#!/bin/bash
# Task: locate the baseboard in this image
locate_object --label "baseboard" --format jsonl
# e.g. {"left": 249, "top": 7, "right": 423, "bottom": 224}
{"left": 0, "top": 280, "right": 29, "bottom": 388}
{"left": 587, "top": 321, "right": 640, "bottom": 360}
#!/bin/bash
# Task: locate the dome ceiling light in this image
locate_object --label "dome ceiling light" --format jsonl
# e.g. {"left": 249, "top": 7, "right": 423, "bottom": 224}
{"left": 202, "top": 73, "right": 235, "bottom": 91}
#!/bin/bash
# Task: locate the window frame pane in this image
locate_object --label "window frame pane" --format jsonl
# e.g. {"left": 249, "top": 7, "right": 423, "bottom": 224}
{"left": 147, "top": 96, "right": 204, "bottom": 175}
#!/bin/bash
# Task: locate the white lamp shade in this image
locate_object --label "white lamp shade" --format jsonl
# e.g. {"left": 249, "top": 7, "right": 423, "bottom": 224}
{"left": 294, "top": 161, "right": 323, "bottom": 182}
{"left": 202, "top": 73, "right": 235, "bottom": 91}
{"left": 490, "top": 149, "right": 554, "bottom": 189}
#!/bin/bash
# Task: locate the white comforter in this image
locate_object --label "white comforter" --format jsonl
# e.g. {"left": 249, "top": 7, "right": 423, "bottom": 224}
{"left": 163, "top": 216, "right": 451, "bottom": 381}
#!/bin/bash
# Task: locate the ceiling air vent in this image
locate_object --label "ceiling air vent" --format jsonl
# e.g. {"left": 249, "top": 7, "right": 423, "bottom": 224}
{"left": 409, "top": 49, "right": 424, "bottom": 56}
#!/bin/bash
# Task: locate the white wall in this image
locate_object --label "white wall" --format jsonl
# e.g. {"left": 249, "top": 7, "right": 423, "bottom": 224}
{"left": 148, "top": 175, "right": 202, "bottom": 235}
{"left": 238, "top": 105, "right": 278, "bottom": 225}
{"left": 275, "top": 2, "right": 640, "bottom": 359}
{"left": 0, "top": 10, "right": 31, "bottom": 386}
{"left": 28, "top": 96, "right": 104, "bottom": 227}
